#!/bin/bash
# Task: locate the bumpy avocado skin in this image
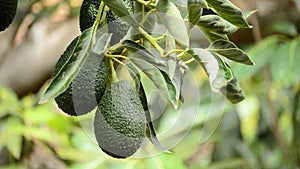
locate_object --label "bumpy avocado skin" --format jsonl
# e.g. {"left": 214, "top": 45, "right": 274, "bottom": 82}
{"left": 0, "top": 0, "right": 18, "bottom": 31}
{"left": 54, "top": 38, "right": 108, "bottom": 116}
{"left": 107, "top": 0, "right": 133, "bottom": 45}
{"left": 94, "top": 81, "right": 146, "bottom": 158}
{"left": 79, "top": 0, "right": 133, "bottom": 44}
{"left": 79, "top": 0, "right": 101, "bottom": 32}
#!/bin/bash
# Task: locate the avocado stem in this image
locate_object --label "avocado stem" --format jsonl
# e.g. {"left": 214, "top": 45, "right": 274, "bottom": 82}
{"left": 95, "top": 1, "right": 105, "bottom": 25}
{"left": 109, "top": 58, "right": 118, "bottom": 82}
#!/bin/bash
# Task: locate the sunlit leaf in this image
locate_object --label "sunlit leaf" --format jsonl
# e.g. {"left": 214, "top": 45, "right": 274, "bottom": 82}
{"left": 198, "top": 15, "right": 239, "bottom": 34}
{"left": 139, "top": 84, "right": 170, "bottom": 152}
{"left": 188, "top": 0, "right": 208, "bottom": 26}
{"left": 130, "top": 58, "right": 178, "bottom": 108}
{"left": 206, "top": 0, "right": 251, "bottom": 28}
{"left": 0, "top": 117, "right": 23, "bottom": 159}
{"left": 237, "top": 96, "right": 260, "bottom": 143}
{"left": 102, "top": 0, "right": 139, "bottom": 27}
{"left": 209, "top": 40, "right": 254, "bottom": 65}
{"left": 190, "top": 48, "right": 232, "bottom": 92}
{"left": 201, "top": 28, "right": 228, "bottom": 42}
{"left": 123, "top": 40, "right": 168, "bottom": 71}
{"left": 157, "top": 0, "right": 189, "bottom": 47}
{"left": 40, "top": 25, "right": 110, "bottom": 103}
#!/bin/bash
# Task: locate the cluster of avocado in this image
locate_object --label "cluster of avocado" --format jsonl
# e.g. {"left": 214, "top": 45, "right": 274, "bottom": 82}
{"left": 53, "top": 0, "right": 146, "bottom": 158}
{"left": 0, "top": 0, "right": 18, "bottom": 31}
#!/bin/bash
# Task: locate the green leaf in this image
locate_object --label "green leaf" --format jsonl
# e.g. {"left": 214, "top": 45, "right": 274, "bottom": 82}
{"left": 92, "top": 33, "right": 112, "bottom": 54}
{"left": 0, "top": 117, "right": 23, "bottom": 159}
{"left": 270, "top": 38, "right": 300, "bottom": 86}
{"left": 123, "top": 40, "right": 168, "bottom": 71}
{"left": 190, "top": 48, "right": 232, "bottom": 92}
{"left": 0, "top": 86, "right": 19, "bottom": 118}
{"left": 220, "top": 73, "right": 245, "bottom": 103}
{"left": 51, "top": 36, "right": 80, "bottom": 79}
{"left": 40, "top": 25, "right": 110, "bottom": 103}
{"left": 236, "top": 96, "right": 259, "bottom": 142}
{"left": 206, "top": 0, "right": 251, "bottom": 28}
{"left": 201, "top": 28, "right": 228, "bottom": 42}
{"left": 209, "top": 39, "right": 254, "bottom": 65}
{"left": 139, "top": 84, "right": 170, "bottom": 153}
{"left": 188, "top": 0, "right": 208, "bottom": 26}
{"left": 197, "top": 15, "right": 239, "bottom": 34}
{"left": 39, "top": 27, "right": 95, "bottom": 103}
{"left": 157, "top": 0, "right": 189, "bottom": 47}
{"left": 165, "top": 35, "right": 181, "bottom": 101}
{"left": 102, "top": 0, "right": 139, "bottom": 27}
{"left": 130, "top": 58, "right": 178, "bottom": 109}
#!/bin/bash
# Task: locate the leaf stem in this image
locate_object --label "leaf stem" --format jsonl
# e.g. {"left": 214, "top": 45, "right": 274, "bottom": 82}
{"left": 95, "top": 1, "right": 105, "bottom": 25}
{"left": 109, "top": 58, "right": 118, "bottom": 82}
{"left": 136, "top": 0, "right": 156, "bottom": 7}
{"left": 138, "top": 27, "right": 165, "bottom": 56}
{"left": 140, "top": 9, "right": 156, "bottom": 26}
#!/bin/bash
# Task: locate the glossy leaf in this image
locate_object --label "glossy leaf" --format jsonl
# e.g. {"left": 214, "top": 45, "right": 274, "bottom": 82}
{"left": 206, "top": 0, "right": 251, "bottom": 28}
{"left": 188, "top": 0, "right": 208, "bottom": 26}
{"left": 51, "top": 36, "right": 80, "bottom": 79}
{"left": 197, "top": 15, "right": 239, "bottom": 34}
{"left": 221, "top": 73, "right": 245, "bottom": 103}
{"left": 201, "top": 28, "right": 228, "bottom": 42}
{"left": 157, "top": 0, "right": 189, "bottom": 47}
{"left": 190, "top": 48, "right": 232, "bottom": 92}
{"left": 123, "top": 40, "right": 168, "bottom": 71}
{"left": 209, "top": 39, "right": 254, "bottom": 65}
{"left": 165, "top": 35, "right": 181, "bottom": 101}
{"left": 102, "top": 0, "right": 139, "bottom": 27}
{"left": 40, "top": 25, "right": 110, "bottom": 103}
{"left": 92, "top": 33, "right": 112, "bottom": 54}
{"left": 139, "top": 84, "right": 170, "bottom": 152}
{"left": 130, "top": 58, "right": 178, "bottom": 109}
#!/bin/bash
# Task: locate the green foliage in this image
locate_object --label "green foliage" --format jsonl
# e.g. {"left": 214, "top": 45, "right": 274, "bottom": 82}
{"left": 79, "top": 0, "right": 102, "bottom": 31}
{"left": 35, "top": 0, "right": 255, "bottom": 159}
{"left": 5, "top": 1, "right": 299, "bottom": 168}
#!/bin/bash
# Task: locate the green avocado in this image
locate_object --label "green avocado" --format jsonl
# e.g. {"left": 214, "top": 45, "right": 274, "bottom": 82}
{"left": 94, "top": 80, "right": 146, "bottom": 158}
{"left": 79, "top": 0, "right": 101, "bottom": 32}
{"left": 0, "top": 0, "right": 18, "bottom": 31}
{"left": 54, "top": 37, "right": 108, "bottom": 116}
{"left": 79, "top": 0, "right": 133, "bottom": 45}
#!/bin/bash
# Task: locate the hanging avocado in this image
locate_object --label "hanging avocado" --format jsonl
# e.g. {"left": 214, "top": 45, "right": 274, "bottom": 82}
{"left": 94, "top": 80, "right": 146, "bottom": 158}
{"left": 53, "top": 37, "right": 108, "bottom": 116}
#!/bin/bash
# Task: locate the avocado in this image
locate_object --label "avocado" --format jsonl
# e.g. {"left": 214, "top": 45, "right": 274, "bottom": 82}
{"left": 94, "top": 80, "right": 146, "bottom": 158}
{"left": 79, "top": 0, "right": 133, "bottom": 45}
{"left": 79, "top": 0, "right": 102, "bottom": 32}
{"left": 54, "top": 37, "right": 108, "bottom": 116}
{"left": 0, "top": 0, "right": 18, "bottom": 31}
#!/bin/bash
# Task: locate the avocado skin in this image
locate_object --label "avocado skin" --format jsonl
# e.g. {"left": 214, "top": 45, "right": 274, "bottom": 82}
{"left": 54, "top": 38, "right": 108, "bottom": 116}
{"left": 0, "top": 0, "right": 18, "bottom": 31}
{"left": 79, "top": 0, "right": 133, "bottom": 44}
{"left": 79, "top": 0, "right": 101, "bottom": 32}
{"left": 106, "top": 0, "right": 133, "bottom": 45}
{"left": 94, "top": 80, "right": 146, "bottom": 158}
{"left": 107, "top": 11, "right": 131, "bottom": 46}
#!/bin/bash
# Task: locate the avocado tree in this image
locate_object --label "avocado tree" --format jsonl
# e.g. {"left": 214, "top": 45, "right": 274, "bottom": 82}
{"left": 1, "top": 0, "right": 255, "bottom": 159}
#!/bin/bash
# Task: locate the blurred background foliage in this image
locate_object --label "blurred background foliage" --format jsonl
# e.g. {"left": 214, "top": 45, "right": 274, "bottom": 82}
{"left": 1, "top": 0, "right": 300, "bottom": 169}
